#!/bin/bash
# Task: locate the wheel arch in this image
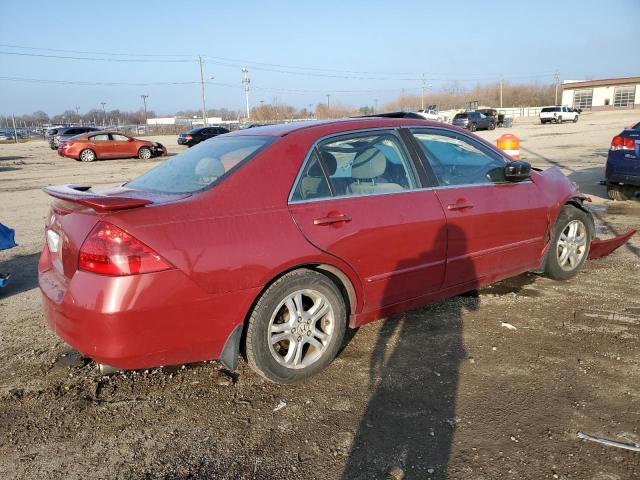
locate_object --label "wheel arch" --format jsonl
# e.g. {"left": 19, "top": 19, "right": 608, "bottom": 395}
{"left": 220, "top": 262, "right": 360, "bottom": 371}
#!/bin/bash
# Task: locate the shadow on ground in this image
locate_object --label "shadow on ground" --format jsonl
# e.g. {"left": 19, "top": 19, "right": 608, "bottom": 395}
{"left": 0, "top": 252, "right": 40, "bottom": 298}
{"left": 343, "top": 225, "right": 477, "bottom": 479}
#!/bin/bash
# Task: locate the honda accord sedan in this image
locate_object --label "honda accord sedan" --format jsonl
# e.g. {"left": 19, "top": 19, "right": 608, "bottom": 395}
{"left": 57, "top": 131, "right": 167, "bottom": 162}
{"left": 39, "top": 118, "right": 634, "bottom": 383}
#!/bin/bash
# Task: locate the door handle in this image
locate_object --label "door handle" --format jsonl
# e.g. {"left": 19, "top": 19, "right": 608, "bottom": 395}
{"left": 447, "top": 201, "right": 474, "bottom": 211}
{"left": 313, "top": 213, "right": 352, "bottom": 226}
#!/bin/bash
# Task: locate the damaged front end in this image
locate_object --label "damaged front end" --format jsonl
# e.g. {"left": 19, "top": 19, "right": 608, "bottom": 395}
{"left": 588, "top": 229, "right": 636, "bottom": 260}
{"left": 151, "top": 142, "right": 167, "bottom": 157}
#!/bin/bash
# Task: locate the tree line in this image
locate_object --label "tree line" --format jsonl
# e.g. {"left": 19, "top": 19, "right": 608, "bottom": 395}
{"left": 2, "top": 81, "right": 556, "bottom": 128}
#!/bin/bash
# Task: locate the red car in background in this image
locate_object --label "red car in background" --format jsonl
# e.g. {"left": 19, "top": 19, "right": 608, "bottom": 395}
{"left": 57, "top": 131, "right": 167, "bottom": 162}
{"left": 39, "top": 118, "right": 634, "bottom": 384}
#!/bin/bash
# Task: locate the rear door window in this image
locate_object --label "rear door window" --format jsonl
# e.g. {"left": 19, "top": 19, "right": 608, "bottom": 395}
{"left": 111, "top": 134, "right": 129, "bottom": 141}
{"left": 291, "top": 130, "right": 417, "bottom": 201}
{"left": 89, "top": 134, "right": 109, "bottom": 141}
{"left": 127, "top": 135, "right": 274, "bottom": 194}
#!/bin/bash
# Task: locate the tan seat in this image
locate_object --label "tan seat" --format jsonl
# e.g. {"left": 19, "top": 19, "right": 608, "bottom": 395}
{"left": 298, "top": 152, "right": 337, "bottom": 199}
{"left": 348, "top": 148, "right": 403, "bottom": 195}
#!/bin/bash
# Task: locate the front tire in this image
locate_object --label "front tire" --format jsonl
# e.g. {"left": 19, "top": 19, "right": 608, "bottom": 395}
{"left": 79, "top": 149, "right": 96, "bottom": 162}
{"left": 138, "top": 147, "right": 152, "bottom": 160}
{"left": 573, "top": 115, "right": 579, "bottom": 123}
{"left": 469, "top": 123, "right": 477, "bottom": 132}
{"left": 543, "top": 205, "right": 591, "bottom": 280}
{"left": 556, "top": 116, "right": 562, "bottom": 124}
{"left": 245, "top": 269, "right": 346, "bottom": 384}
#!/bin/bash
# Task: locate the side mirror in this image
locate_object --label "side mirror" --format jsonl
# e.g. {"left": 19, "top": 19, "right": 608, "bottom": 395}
{"left": 504, "top": 161, "right": 531, "bottom": 181}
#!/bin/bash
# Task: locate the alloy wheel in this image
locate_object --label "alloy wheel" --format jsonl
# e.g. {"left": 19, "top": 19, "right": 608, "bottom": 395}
{"left": 268, "top": 289, "right": 334, "bottom": 369}
{"left": 556, "top": 220, "right": 587, "bottom": 271}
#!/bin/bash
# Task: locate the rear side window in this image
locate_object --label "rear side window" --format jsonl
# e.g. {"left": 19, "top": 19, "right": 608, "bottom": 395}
{"left": 454, "top": 113, "right": 468, "bottom": 119}
{"left": 541, "top": 107, "right": 555, "bottom": 113}
{"left": 291, "top": 131, "right": 417, "bottom": 201}
{"left": 128, "top": 135, "right": 274, "bottom": 194}
{"left": 89, "top": 134, "right": 109, "bottom": 141}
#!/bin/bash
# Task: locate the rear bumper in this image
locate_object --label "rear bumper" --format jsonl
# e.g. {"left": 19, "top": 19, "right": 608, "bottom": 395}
{"left": 39, "top": 248, "right": 260, "bottom": 369}
{"left": 606, "top": 152, "right": 640, "bottom": 186}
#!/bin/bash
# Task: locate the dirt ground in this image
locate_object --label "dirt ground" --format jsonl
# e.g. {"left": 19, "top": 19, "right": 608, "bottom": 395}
{"left": 1, "top": 111, "right": 639, "bottom": 480}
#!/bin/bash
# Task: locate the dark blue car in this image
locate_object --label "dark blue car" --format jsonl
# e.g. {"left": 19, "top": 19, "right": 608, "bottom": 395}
{"left": 606, "top": 121, "right": 640, "bottom": 200}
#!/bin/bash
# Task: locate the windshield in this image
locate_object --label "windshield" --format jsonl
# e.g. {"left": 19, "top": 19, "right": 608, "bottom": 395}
{"left": 127, "top": 135, "right": 275, "bottom": 194}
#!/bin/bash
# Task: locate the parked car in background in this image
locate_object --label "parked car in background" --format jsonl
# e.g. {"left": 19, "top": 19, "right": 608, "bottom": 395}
{"left": 38, "top": 117, "right": 633, "bottom": 384}
{"left": 57, "top": 131, "right": 167, "bottom": 162}
{"left": 605, "top": 122, "right": 640, "bottom": 200}
{"left": 178, "top": 126, "right": 230, "bottom": 147}
{"left": 48, "top": 126, "right": 101, "bottom": 149}
{"left": 415, "top": 107, "right": 443, "bottom": 122}
{"left": 539, "top": 106, "right": 579, "bottom": 124}
{"left": 452, "top": 111, "right": 496, "bottom": 131}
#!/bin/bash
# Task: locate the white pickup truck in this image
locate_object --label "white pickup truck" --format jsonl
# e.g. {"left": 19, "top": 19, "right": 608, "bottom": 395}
{"left": 540, "top": 106, "right": 579, "bottom": 124}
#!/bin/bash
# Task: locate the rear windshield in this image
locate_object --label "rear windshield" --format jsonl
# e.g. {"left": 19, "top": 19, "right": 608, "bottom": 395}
{"left": 542, "top": 107, "right": 561, "bottom": 112}
{"left": 127, "top": 135, "right": 275, "bottom": 194}
{"left": 454, "top": 113, "right": 468, "bottom": 119}
{"left": 186, "top": 127, "right": 203, "bottom": 134}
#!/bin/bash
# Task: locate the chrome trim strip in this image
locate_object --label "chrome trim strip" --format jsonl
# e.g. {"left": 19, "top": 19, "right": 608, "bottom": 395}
{"left": 366, "top": 258, "right": 446, "bottom": 283}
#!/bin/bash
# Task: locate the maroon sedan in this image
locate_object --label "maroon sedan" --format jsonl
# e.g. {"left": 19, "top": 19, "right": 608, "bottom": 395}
{"left": 39, "top": 118, "right": 634, "bottom": 383}
{"left": 57, "top": 131, "right": 167, "bottom": 162}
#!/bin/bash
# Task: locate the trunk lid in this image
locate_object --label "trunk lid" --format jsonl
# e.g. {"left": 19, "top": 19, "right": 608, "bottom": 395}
{"left": 42, "top": 184, "right": 189, "bottom": 280}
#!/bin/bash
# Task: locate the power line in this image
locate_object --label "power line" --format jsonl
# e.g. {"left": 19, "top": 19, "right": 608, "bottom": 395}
{"left": 0, "top": 44, "right": 557, "bottom": 80}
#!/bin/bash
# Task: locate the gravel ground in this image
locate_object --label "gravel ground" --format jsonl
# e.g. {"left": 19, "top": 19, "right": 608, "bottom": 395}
{"left": 0, "top": 111, "right": 639, "bottom": 479}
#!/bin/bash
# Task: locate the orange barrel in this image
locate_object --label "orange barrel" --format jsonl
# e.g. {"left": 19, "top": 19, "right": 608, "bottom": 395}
{"left": 496, "top": 134, "right": 520, "bottom": 160}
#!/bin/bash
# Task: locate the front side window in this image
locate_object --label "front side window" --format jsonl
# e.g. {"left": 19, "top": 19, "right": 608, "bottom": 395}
{"left": 127, "top": 135, "right": 274, "bottom": 194}
{"left": 411, "top": 129, "right": 506, "bottom": 186}
{"left": 291, "top": 130, "right": 417, "bottom": 201}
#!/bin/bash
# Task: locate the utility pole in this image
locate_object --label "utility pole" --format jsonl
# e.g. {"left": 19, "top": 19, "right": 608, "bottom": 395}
{"left": 499, "top": 77, "right": 503, "bottom": 108}
{"left": 11, "top": 114, "right": 18, "bottom": 143}
{"left": 140, "top": 95, "right": 149, "bottom": 125}
{"left": 198, "top": 56, "right": 207, "bottom": 126}
{"left": 421, "top": 75, "right": 426, "bottom": 110}
{"left": 242, "top": 67, "right": 250, "bottom": 119}
{"left": 75, "top": 106, "right": 81, "bottom": 125}
{"left": 100, "top": 102, "right": 106, "bottom": 127}
{"left": 326, "top": 94, "right": 331, "bottom": 110}
{"left": 308, "top": 103, "right": 313, "bottom": 118}
{"left": 554, "top": 70, "right": 560, "bottom": 105}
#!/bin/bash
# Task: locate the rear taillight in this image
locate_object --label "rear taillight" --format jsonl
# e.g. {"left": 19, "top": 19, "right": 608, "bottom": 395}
{"left": 79, "top": 222, "right": 172, "bottom": 276}
{"left": 610, "top": 135, "right": 635, "bottom": 151}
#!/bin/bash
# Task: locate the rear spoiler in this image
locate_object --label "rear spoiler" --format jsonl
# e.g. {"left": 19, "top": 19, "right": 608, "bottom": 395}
{"left": 43, "top": 184, "right": 152, "bottom": 212}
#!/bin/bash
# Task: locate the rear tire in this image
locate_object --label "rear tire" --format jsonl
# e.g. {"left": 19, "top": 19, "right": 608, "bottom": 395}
{"left": 543, "top": 205, "right": 592, "bottom": 281}
{"left": 489, "top": 122, "right": 496, "bottom": 130}
{"left": 245, "top": 269, "right": 346, "bottom": 384}
{"left": 79, "top": 149, "right": 96, "bottom": 162}
{"left": 138, "top": 147, "right": 152, "bottom": 160}
{"left": 607, "top": 185, "right": 630, "bottom": 201}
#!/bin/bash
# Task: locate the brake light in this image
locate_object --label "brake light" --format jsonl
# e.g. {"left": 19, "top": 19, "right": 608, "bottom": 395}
{"left": 611, "top": 135, "right": 635, "bottom": 151}
{"left": 79, "top": 222, "right": 172, "bottom": 276}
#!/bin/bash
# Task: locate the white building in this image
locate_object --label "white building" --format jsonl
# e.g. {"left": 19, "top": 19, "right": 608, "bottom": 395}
{"left": 561, "top": 76, "right": 639, "bottom": 111}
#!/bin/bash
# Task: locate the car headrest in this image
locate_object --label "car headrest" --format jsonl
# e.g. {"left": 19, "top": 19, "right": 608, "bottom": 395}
{"left": 308, "top": 151, "right": 337, "bottom": 177}
{"left": 351, "top": 148, "right": 386, "bottom": 179}
{"left": 195, "top": 157, "right": 225, "bottom": 178}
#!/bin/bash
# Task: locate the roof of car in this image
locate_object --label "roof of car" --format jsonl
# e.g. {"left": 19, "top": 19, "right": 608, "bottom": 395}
{"left": 229, "top": 117, "right": 442, "bottom": 137}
